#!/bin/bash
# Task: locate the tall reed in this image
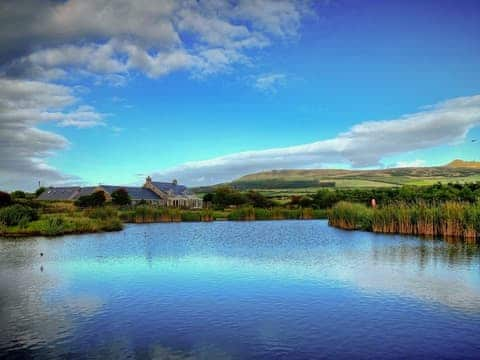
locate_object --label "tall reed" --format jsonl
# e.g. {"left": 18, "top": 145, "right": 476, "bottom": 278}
{"left": 329, "top": 201, "right": 480, "bottom": 240}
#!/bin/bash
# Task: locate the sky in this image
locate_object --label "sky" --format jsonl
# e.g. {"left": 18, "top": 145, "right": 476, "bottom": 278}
{"left": 0, "top": 0, "right": 479, "bottom": 191}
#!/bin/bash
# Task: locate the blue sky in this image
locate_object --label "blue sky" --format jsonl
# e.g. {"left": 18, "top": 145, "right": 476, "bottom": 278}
{"left": 1, "top": 0, "right": 479, "bottom": 190}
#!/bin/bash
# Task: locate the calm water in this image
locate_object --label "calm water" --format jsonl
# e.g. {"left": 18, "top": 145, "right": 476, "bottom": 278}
{"left": 1, "top": 220, "right": 479, "bottom": 359}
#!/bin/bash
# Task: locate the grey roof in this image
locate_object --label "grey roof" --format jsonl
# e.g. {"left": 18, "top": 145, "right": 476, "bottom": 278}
{"left": 38, "top": 187, "right": 80, "bottom": 201}
{"left": 38, "top": 183, "right": 191, "bottom": 201}
{"left": 100, "top": 186, "right": 160, "bottom": 200}
{"left": 76, "top": 186, "right": 97, "bottom": 198}
{"left": 151, "top": 181, "right": 189, "bottom": 196}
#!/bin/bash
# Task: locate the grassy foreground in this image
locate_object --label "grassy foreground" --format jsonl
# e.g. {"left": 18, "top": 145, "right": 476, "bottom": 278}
{"left": 0, "top": 205, "right": 123, "bottom": 237}
{"left": 328, "top": 201, "right": 480, "bottom": 240}
{"left": 0, "top": 214, "right": 123, "bottom": 237}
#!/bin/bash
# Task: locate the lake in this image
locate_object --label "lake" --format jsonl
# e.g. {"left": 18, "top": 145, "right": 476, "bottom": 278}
{"left": 1, "top": 220, "right": 479, "bottom": 359}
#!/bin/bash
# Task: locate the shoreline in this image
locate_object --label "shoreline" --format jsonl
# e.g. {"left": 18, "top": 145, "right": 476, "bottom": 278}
{"left": 0, "top": 216, "right": 327, "bottom": 238}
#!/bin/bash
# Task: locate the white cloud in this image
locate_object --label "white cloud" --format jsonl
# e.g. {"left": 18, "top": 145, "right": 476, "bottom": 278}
{"left": 0, "top": 78, "right": 105, "bottom": 190}
{"left": 254, "top": 73, "right": 287, "bottom": 93}
{"left": 395, "top": 160, "right": 427, "bottom": 168}
{"left": 1, "top": 0, "right": 312, "bottom": 81}
{"left": 0, "top": 1, "right": 314, "bottom": 190}
{"left": 151, "top": 94, "right": 480, "bottom": 185}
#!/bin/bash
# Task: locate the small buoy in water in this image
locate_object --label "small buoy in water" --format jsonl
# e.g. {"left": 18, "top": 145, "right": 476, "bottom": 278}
{"left": 40, "top": 252, "right": 43, "bottom": 257}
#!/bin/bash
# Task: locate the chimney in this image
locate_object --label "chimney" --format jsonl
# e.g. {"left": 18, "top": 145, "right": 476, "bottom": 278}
{"left": 172, "top": 179, "right": 178, "bottom": 186}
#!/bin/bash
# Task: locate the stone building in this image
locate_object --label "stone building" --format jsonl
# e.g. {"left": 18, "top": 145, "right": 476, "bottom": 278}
{"left": 38, "top": 177, "right": 203, "bottom": 209}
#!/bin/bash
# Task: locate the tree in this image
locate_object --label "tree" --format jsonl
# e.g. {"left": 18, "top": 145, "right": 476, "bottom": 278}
{"left": 75, "top": 191, "right": 106, "bottom": 207}
{"left": 298, "top": 196, "right": 313, "bottom": 208}
{"left": 35, "top": 187, "right": 46, "bottom": 197}
{"left": 111, "top": 188, "right": 131, "bottom": 205}
{"left": 11, "top": 190, "right": 26, "bottom": 199}
{"left": 203, "top": 193, "right": 214, "bottom": 203}
{"left": 0, "top": 191, "right": 12, "bottom": 208}
{"left": 312, "top": 189, "right": 340, "bottom": 209}
{"left": 246, "top": 191, "right": 273, "bottom": 208}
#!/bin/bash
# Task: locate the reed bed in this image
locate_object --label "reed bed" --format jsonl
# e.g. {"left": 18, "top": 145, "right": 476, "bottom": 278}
{"left": 328, "top": 201, "right": 480, "bottom": 240}
{"left": 120, "top": 206, "right": 214, "bottom": 223}
{"left": 227, "top": 207, "right": 326, "bottom": 221}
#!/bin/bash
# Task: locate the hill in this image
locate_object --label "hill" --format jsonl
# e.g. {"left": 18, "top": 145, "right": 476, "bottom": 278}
{"left": 193, "top": 160, "right": 480, "bottom": 196}
{"left": 446, "top": 159, "right": 480, "bottom": 168}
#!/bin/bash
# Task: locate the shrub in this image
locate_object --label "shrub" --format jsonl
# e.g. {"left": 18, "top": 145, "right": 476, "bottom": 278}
{"left": 111, "top": 188, "right": 131, "bottom": 205}
{"left": 181, "top": 211, "right": 202, "bottom": 222}
{"left": 11, "top": 190, "right": 26, "bottom": 199}
{"left": 0, "top": 191, "right": 12, "bottom": 207}
{"left": 0, "top": 204, "right": 38, "bottom": 226}
{"left": 35, "top": 187, "right": 46, "bottom": 197}
{"left": 41, "top": 216, "right": 66, "bottom": 236}
{"left": 298, "top": 196, "right": 314, "bottom": 208}
{"left": 228, "top": 206, "right": 256, "bottom": 220}
{"left": 85, "top": 206, "right": 118, "bottom": 220}
{"left": 246, "top": 191, "right": 274, "bottom": 208}
{"left": 75, "top": 191, "right": 106, "bottom": 207}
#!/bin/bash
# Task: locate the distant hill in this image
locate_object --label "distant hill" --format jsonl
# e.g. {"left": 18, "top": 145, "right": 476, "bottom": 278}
{"left": 193, "top": 160, "right": 480, "bottom": 195}
{"left": 445, "top": 159, "right": 480, "bottom": 168}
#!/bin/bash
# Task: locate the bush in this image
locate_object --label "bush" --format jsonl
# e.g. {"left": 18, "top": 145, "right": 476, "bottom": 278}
{"left": 85, "top": 206, "right": 118, "bottom": 220}
{"left": 0, "top": 204, "right": 38, "bottom": 226}
{"left": 75, "top": 191, "right": 106, "bottom": 207}
{"left": 35, "top": 187, "right": 46, "bottom": 197}
{"left": 11, "top": 190, "right": 26, "bottom": 199}
{"left": 0, "top": 191, "right": 12, "bottom": 207}
{"left": 181, "top": 211, "right": 202, "bottom": 222}
{"left": 41, "top": 216, "right": 66, "bottom": 236}
{"left": 246, "top": 191, "right": 274, "bottom": 208}
{"left": 111, "top": 188, "right": 131, "bottom": 205}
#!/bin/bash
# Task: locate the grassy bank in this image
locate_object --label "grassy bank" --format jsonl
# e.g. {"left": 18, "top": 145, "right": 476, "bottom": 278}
{"left": 328, "top": 201, "right": 480, "bottom": 240}
{"left": 118, "top": 206, "right": 326, "bottom": 223}
{"left": 0, "top": 207, "right": 123, "bottom": 237}
{"left": 119, "top": 206, "right": 215, "bottom": 223}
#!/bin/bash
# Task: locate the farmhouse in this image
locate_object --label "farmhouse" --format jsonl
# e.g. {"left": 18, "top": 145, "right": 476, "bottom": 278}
{"left": 38, "top": 177, "right": 203, "bottom": 209}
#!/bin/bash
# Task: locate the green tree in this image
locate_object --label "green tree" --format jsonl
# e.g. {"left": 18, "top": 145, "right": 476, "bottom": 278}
{"left": 312, "top": 189, "right": 340, "bottom": 209}
{"left": 203, "top": 193, "right": 214, "bottom": 203}
{"left": 111, "top": 188, "right": 131, "bottom": 205}
{"left": 11, "top": 190, "right": 26, "bottom": 199}
{"left": 75, "top": 191, "right": 106, "bottom": 207}
{"left": 246, "top": 191, "right": 273, "bottom": 208}
{"left": 35, "top": 187, "right": 46, "bottom": 197}
{"left": 298, "top": 196, "right": 313, "bottom": 208}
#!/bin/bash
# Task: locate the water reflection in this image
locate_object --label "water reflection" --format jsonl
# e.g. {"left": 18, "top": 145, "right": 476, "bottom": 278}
{"left": 1, "top": 220, "right": 479, "bottom": 359}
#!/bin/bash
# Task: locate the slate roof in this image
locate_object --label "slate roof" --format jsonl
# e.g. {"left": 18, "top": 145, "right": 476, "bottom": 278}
{"left": 38, "top": 181, "right": 194, "bottom": 201}
{"left": 76, "top": 186, "right": 97, "bottom": 198}
{"left": 151, "top": 182, "right": 189, "bottom": 196}
{"left": 38, "top": 187, "right": 80, "bottom": 201}
{"left": 100, "top": 186, "right": 160, "bottom": 200}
